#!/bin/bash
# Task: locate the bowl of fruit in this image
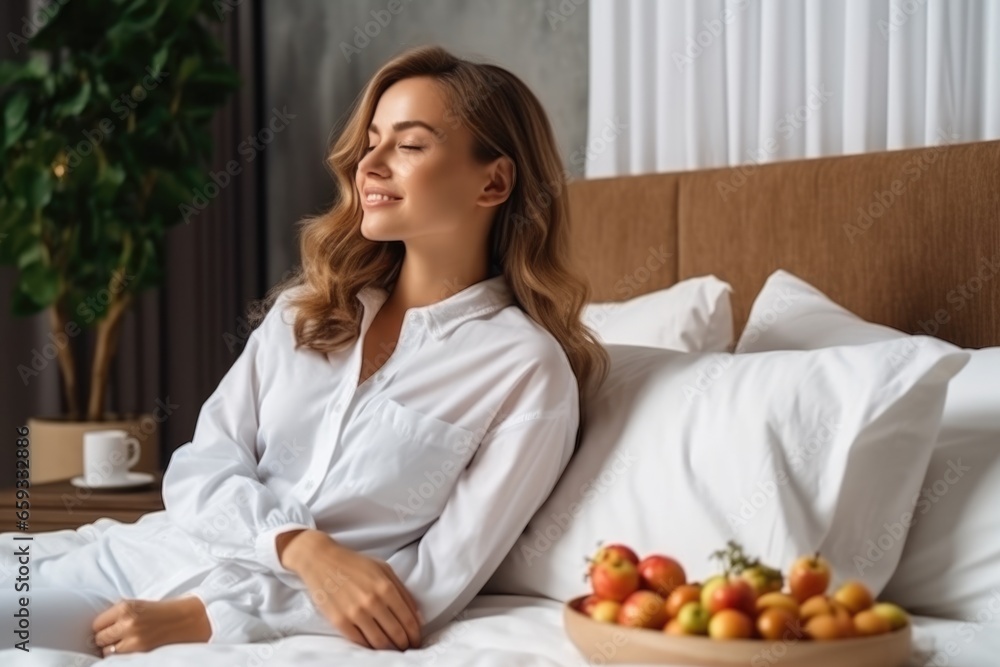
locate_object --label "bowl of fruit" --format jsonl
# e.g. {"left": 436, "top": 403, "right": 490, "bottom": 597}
{"left": 563, "top": 540, "right": 912, "bottom": 667}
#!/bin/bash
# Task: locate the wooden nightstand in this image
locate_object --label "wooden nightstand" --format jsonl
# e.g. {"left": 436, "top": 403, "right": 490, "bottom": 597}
{"left": 0, "top": 472, "right": 164, "bottom": 533}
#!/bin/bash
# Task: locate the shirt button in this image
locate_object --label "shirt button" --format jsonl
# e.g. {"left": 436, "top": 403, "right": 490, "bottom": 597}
{"left": 304, "top": 479, "right": 316, "bottom": 491}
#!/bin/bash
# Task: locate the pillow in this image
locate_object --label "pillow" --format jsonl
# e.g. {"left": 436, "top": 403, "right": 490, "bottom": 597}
{"left": 736, "top": 269, "right": 1000, "bottom": 621}
{"left": 582, "top": 275, "right": 733, "bottom": 352}
{"left": 484, "top": 339, "right": 968, "bottom": 603}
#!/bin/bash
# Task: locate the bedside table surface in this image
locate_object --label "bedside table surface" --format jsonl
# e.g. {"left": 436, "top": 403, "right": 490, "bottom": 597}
{"left": 0, "top": 471, "right": 165, "bottom": 533}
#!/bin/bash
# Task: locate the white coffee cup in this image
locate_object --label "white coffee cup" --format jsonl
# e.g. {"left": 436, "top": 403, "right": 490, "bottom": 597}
{"left": 83, "top": 430, "right": 141, "bottom": 486}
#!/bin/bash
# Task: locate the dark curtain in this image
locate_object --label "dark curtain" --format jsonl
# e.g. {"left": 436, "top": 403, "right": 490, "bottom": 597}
{"left": 0, "top": 0, "right": 270, "bottom": 488}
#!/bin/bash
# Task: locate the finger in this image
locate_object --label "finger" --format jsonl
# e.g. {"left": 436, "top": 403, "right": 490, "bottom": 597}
{"left": 380, "top": 562, "right": 422, "bottom": 623}
{"left": 102, "top": 639, "right": 127, "bottom": 657}
{"left": 91, "top": 601, "right": 124, "bottom": 633}
{"left": 353, "top": 610, "right": 394, "bottom": 651}
{"left": 380, "top": 582, "right": 422, "bottom": 649}
{"left": 93, "top": 623, "right": 123, "bottom": 649}
{"left": 368, "top": 597, "right": 412, "bottom": 651}
{"left": 319, "top": 604, "right": 369, "bottom": 649}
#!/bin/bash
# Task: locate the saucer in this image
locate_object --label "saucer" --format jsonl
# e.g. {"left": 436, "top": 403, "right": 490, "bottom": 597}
{"left": 70, "top": 471, "right": 156, "bottom": 490}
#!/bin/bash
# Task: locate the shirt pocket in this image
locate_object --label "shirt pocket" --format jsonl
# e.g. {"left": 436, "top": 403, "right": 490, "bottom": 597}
{"left": 350, "top": 397, "right": 480, "bottom": 521}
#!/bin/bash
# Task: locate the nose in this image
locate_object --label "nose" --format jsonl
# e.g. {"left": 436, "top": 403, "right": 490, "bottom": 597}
{"left": 358, "top": 143, "right": 390, "bottom": 179}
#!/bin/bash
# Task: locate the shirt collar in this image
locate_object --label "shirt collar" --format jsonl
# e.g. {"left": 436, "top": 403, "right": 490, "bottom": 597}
{"left": 357, "top": 275, "right": 514, "bottom": 340}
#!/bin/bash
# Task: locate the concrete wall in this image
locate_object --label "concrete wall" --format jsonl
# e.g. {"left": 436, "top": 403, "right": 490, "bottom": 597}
{"left": 262, "top": 0, "right": 589, "bottom": 284}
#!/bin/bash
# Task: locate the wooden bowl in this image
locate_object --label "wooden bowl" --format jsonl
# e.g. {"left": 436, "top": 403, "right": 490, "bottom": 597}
{"left": 563, "top": 596, "right": 912, "bottom": 666}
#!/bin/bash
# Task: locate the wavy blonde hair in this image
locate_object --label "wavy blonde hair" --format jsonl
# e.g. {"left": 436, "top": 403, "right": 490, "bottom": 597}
{"left": 248, "top": 44, "right": 609, "bottom": 449}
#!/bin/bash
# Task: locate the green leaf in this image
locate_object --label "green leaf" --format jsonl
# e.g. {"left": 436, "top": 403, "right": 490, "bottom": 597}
{"left": 150, "top": 45, "right": 169, "bottom": 79}
{"left": 3, "top": 119, "right": 27, "bottom": 150}
{"left": 177, "top": 56, "right": 201, "bottom": 85}
{"left": 3, "top": 92, "right": 31, "bottom": 149}
{"left": 9, "top": 162, "right": 54, "bottom": 210}
{"left": 0, "top": 54, "right": 49, "bottom": 87}
{"left": 93, "top": 162, "right": 126, "bottom": 202}
{"left": 54, "top": 79, "right": 92, "bottom": 118}
{"left": 19, "top": 261, "right": 61, "bottom": 306}
{"left": 16, "top": 243, "right": 45, "bottom": 270}
{"left": 4, "top": 92, "right": 30, "bottom": 133}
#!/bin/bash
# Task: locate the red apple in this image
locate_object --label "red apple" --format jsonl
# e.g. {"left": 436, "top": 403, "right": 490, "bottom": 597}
{"left": 665, "top": 584, "right": 702, "bottom": 618}
{"left": 593, "top": 542, "right": 639, "bottom": 566}
{"left": 617, "top": 590, "right": 669, "bottom": 629}
{"left": 637, "top": 554, "right": 687, "bottom": 597}
{"left": 700, "top": 575, "right": 726, "bottom": 609}
{"left": 788, "top": 553, "right": 832, "bottom": 603}
{"left": 707, "top": 577, "right": 757, "bottom": 616}
{"left": 589, "top": 553, "right": 640, "bottom": 602}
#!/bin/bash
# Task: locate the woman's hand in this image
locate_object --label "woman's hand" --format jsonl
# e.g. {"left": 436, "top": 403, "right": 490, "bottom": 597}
{"left": 282, "top": 529, "right": 423, "bottom": 651}
{"left": 92, "top": 597, "right": 212, "bottom": 656}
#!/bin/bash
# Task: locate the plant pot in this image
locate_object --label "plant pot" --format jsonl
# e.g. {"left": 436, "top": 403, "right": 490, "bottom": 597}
{"left": 25, "top": 414, "right": 161, "bottom": 485}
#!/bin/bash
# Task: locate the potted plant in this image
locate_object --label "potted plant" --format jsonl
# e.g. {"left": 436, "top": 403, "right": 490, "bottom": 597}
{"left": 0, "top": 0, "right": 240, "bottom": 483}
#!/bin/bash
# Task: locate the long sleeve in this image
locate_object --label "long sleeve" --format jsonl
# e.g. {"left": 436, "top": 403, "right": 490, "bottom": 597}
{"left": 161, "top": 291, "right": 316, "bottom": 585}
{"left": 384, "top": 354, "right": 580, "bottom": 636}
{"left": 178, "top": 561, "right": 337, "bottom": 645}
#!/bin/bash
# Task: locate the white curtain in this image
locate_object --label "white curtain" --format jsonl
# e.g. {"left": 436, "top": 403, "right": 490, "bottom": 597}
{"left": 586, "top": 0, "right": 1000, "bottom": 177}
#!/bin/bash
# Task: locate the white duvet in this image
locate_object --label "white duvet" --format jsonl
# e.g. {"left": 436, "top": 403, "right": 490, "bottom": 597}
{"left": 1, "top": 594, "right": 997, "bottom": 667}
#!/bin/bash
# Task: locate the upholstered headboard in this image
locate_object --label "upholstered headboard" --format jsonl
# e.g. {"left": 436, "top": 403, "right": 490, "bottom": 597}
{"left": 567, "top": 140, "right": 1000, "bottom": 349}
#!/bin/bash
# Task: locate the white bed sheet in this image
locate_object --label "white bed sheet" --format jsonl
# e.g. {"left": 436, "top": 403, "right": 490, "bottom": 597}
{"left": 2, "top": 594, "right": 996, "bottom": 667}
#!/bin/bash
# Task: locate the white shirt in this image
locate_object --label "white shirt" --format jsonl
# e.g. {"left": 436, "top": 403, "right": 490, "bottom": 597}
{"left": 158, "top": 274, "right": 580, "bottom": 643}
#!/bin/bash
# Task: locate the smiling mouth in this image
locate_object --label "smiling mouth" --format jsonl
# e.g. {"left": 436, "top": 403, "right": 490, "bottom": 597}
{"left": 364, "top": 193, "right": 403, "bottom": 207}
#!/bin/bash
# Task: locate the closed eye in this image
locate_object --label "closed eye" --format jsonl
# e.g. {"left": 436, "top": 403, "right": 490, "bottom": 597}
{"left": 365, "top": 145, "right": 424, "bottom": 153}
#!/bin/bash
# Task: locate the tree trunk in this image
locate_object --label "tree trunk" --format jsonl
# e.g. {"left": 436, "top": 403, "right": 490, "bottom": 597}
{"left": 48, "top": 303, "right": 79, "bottom": 420}
{"left": 86, "top": 291, "right": 133, "bottom": 422}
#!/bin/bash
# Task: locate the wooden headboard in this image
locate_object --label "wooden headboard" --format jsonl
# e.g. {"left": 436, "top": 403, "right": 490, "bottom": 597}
{"left": 567, "top": 140, "right": 1000, "bottom": 349}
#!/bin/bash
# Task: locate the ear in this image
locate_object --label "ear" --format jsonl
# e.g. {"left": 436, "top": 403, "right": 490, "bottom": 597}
{"left": 476, "top": 155, "right": 515, "bottom": 208}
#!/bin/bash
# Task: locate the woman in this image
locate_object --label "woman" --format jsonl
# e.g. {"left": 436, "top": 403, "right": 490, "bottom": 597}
{"left": 0, "top": 44, "right": 609, "bottom": 659}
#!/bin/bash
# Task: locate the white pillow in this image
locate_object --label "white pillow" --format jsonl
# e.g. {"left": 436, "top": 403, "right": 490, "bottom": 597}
{"left": 582, "top": 275, "right": 733, "bottom": 352}
{"left": 736, "top": 269, "right": 1000, "bottom": 621}
{"left": 484, "top": 340, "right": 968, "bottom": 602}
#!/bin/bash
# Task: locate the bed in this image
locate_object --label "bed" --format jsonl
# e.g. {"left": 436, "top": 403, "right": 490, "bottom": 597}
{"left": 5, "top": 138, "right": 999, "bottom": 667}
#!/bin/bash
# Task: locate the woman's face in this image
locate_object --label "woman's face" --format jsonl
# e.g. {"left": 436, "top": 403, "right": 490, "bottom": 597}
{"left": 356, "top": 76, "right": 496, "bottom": 244}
